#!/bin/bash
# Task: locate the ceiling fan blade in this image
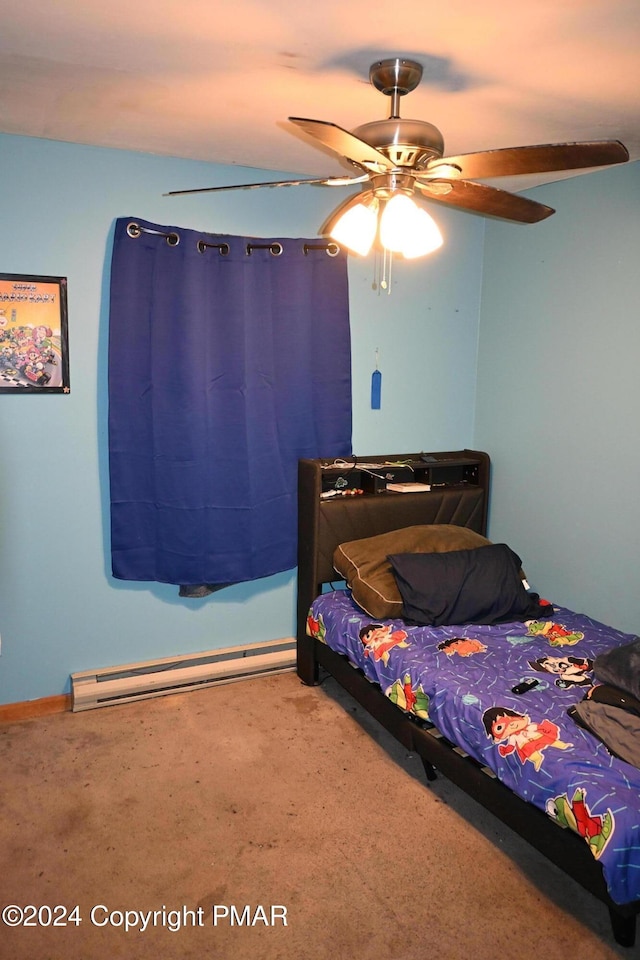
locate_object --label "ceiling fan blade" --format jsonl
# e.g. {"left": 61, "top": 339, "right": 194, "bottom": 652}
{"left": 288, "top": 117, "right": 395, "bottom": 173}
{"left": 163, "top": 175, "right": 367, "bottom": 197}
{"left": 416, "top": 179, "right": 555, "bottom": 223}
{"left": 428, "top": 140, "right": 629, "bottom": 180}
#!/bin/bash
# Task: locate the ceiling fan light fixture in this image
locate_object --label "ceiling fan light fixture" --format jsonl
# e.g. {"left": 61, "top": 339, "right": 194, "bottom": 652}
{"left": 329, "top": 198, "right": 379, "bottom": 256}
{"left": 379, "top": 193, "right": 443, "bottom": 258}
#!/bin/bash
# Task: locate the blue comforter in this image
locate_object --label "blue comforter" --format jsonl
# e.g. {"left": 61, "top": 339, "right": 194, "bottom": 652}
{"left": 308, "top": 590, "right": 640, "bottom": 906}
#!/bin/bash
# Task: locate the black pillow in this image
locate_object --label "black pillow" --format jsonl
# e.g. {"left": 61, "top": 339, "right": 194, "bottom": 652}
{"left": 594, "top": 637, "right": 640, "bottom": 701}
{"left": 388, "top": 543, "right": 552, "bottom": 627}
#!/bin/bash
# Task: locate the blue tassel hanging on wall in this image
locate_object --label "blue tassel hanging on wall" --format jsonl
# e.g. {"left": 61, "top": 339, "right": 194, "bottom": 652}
{"left": 371, "top": 349, "right": 381, "bottom": 410}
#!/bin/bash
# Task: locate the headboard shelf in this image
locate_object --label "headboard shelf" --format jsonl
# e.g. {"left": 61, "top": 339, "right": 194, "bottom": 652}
{"left": 316, "top": 450, "right": 487, "bottom": 497}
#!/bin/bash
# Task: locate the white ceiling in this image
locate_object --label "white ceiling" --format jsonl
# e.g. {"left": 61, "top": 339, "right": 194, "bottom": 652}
{"left": 1, "top": 0, "right": 639, "bottom": 194}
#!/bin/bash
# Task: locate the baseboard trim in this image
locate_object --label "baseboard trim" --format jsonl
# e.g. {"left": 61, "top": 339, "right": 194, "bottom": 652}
{"left": 0, "top": 693, "right": 72, "bottom": 722}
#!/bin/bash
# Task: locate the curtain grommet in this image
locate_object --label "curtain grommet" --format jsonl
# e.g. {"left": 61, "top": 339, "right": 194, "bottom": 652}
{"left": 303, "top": 242, "right": 340, "bottom": 257}
{"left": 197, "top": 240, "right": 230, "bottom": 256}
{"left": 246, "top": 242, "right": 283, "bottom": 257}
{"left": 126, "top": 222, "right": 180, "bottom": 246}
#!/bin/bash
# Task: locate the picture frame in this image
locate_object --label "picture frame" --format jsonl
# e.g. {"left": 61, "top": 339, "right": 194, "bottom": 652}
{"left": 0, "top": 272, "right": 70, "bottom": 393}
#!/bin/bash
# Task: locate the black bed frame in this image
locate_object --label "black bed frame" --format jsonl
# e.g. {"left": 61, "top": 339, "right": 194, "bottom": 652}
{"left": 296, "top": 450, "right": 639, "bottom": 948}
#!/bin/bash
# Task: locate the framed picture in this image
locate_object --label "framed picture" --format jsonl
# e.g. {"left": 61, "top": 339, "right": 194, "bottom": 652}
{"left": 0, "top": 273, "right": 70, "bottom": 393}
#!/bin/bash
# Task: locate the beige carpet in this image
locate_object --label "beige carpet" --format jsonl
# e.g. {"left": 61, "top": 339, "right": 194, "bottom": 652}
{"left": 0, "top": 671, "right": 634, "bottom": 959}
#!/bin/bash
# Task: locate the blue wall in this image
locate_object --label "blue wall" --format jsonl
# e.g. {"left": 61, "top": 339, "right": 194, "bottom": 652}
{"left": 0, "top": 133, "right": 484, "bottom": 703}
{"left": 476, "top": 161, "right": 640, "bottom": 633}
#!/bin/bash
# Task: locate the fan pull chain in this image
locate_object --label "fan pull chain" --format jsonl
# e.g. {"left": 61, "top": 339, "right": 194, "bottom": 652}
{"left": 372, "top": 248, "right": 393, "bottom": 295}
{"left": 380, "top": 248, "right": 393, "bottom": 295}
{"left": 380, "top": 248, "right": 387, "bottom": 291}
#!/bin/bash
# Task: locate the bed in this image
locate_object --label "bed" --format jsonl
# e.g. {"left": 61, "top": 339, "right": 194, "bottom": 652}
{"left": 296, "top": 450, "right": 640, "bottom": 947}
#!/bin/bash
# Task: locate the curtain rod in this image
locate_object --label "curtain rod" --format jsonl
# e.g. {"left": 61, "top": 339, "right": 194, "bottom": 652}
{"left": 126, "top": 222, "right": 340, "bottom": 257}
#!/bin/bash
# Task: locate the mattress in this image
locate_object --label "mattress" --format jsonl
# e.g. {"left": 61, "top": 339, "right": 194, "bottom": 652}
{"left": 307, "top": 589, "right": 640, "bottom": 906}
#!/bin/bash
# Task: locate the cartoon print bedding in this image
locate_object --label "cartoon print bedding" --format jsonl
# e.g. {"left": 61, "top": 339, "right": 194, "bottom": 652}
{"left": 307, "top": 590, "right": 640, "bottom": 906}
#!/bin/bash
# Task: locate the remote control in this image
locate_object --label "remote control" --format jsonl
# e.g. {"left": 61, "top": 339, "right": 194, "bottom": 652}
{"left": 512, "top": 678, "right": 539, "bottom": 695}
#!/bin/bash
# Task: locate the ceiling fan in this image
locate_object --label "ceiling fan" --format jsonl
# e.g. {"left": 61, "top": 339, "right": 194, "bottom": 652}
{"left": 165, "top": 58, "right": 629, "bottom": 257}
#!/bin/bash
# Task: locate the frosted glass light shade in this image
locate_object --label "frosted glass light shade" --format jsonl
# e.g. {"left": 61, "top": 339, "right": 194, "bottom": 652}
{"left": 379, "top": 194, "right": 443, "bottom": 258}
{"left": 379, "top": 194, "right": 415, "bottom": 252}
{"left": 401, "top": 207, "right": 443, "bottom": 258}
{"left": 329, "top": 202, "right": 378, "bottom": 256}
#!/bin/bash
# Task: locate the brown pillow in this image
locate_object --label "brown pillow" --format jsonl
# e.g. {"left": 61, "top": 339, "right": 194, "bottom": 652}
{"left": 333, "top": 524, "right": 492, "bottom": 619}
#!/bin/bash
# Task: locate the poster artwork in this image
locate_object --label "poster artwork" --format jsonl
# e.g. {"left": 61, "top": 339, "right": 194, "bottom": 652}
{"left": 0, "top": 273, "right": 70, "bottom": 393}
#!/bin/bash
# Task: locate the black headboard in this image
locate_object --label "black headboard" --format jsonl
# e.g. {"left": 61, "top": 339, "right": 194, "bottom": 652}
{"left": 296, "top": 450, "right": 490, "bottom": 647}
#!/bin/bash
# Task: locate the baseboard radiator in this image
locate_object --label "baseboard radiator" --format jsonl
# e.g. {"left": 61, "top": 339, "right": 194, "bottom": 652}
{"left": 70, "top": 637, "right": 296, "bottom": 712}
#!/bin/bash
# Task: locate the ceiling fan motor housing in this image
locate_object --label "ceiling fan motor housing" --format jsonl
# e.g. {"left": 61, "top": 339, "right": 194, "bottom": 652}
{"left": 351, "top": 119, "right": 445, "bottom": 170}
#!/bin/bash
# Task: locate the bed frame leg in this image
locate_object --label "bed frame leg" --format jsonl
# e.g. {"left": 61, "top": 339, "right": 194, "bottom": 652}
{"left": 296, "top": 632, "right": 319, "bottom": 686}
{"left": 421, "top": 758, "right": 438, "bottom": 782}
{"left": 609, "top": 907, "right": 636, "bottom": 948}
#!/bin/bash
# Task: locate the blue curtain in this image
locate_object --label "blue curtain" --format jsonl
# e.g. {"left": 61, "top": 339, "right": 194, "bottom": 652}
{"left": 108, "top": 217, "right": 352, "bottom": 589}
